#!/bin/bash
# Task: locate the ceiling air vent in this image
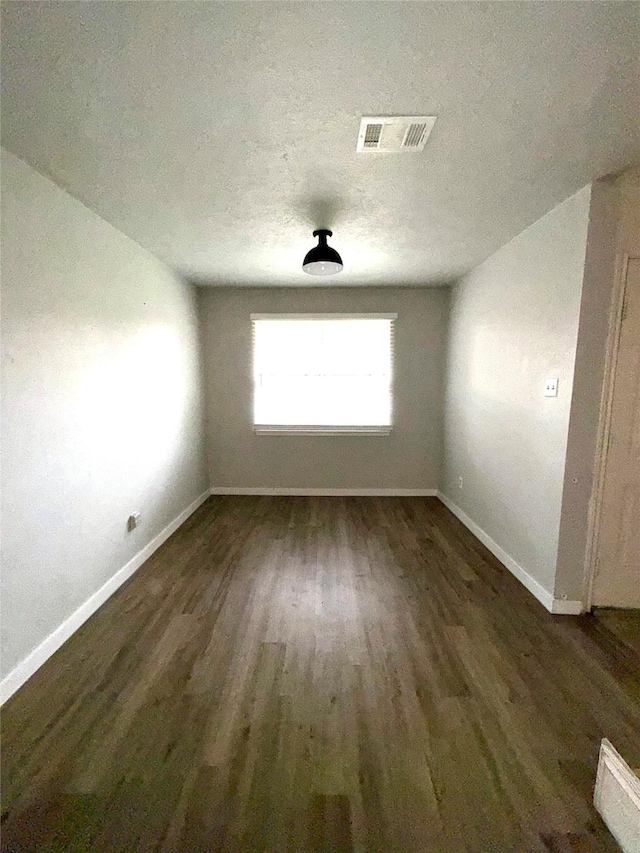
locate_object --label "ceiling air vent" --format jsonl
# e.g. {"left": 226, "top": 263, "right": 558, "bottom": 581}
{"left": 363, "top": 122, "right": 383, "bottom": 149}
{"left": 357, "top": 116, "right": 436, "bottom": 153}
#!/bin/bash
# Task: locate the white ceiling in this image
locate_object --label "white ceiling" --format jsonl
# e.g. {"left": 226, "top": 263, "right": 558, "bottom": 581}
{"left": 2, "top": 2, "right": 639, "bottom": 287}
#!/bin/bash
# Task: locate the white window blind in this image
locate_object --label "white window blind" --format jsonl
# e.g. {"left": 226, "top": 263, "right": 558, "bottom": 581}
{"left": 251, "top": 314, "right": 396, "bottom": 434}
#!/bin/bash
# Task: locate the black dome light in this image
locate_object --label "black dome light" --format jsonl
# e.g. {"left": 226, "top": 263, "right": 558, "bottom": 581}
{"left": 302, "top": 229, "right": 343, "bottom": 276}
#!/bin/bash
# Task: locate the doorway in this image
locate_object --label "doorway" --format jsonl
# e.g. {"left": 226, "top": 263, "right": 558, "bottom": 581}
{"left": 586, "top": 167, "right": 640, "bottom": 609}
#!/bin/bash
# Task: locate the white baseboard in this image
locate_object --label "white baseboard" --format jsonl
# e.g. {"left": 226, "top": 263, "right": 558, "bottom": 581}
{"left": 0, "top": 489, "right": 210, "bottom": 706}
{"left": 548, "top": 597, "right": 584, "bottom": 615}
{"left": 210, "top": 487, "right": 438, "bottom": 497}
{"left": 437, "top": 492, "right": 583, "bottom": 615}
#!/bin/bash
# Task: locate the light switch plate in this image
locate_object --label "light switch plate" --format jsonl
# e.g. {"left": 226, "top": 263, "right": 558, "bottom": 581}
{"left": 544, "top": 377, "right": 559, "bottom": 397}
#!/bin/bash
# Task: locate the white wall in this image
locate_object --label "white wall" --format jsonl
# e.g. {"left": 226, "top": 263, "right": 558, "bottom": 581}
{"left": 1, "top": 149, "right": 208, "bottom": 681}
{"left": 441, "top": 187, "right": 591, "bottom": 599}
{"left": 199, "top": 287, "right": 448, "bottom": 491}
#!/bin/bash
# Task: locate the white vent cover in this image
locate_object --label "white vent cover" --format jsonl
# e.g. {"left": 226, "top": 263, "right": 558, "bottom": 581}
{"left": 357, "top": 116, "right": 436, "bottom": 153}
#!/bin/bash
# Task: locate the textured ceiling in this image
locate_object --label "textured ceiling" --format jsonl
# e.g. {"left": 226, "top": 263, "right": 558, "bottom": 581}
{"left": 2, "top": 2, "right": 639, "bottom": 287}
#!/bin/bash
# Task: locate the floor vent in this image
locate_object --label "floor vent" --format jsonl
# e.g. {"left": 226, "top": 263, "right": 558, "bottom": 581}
{"left": 357, "top": 116, "right": 436, "bottom": 153}
{"left": 594, "top": 739, "right": 640, "bottom": 852}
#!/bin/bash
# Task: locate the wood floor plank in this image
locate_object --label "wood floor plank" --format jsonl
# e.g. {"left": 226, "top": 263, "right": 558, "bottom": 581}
{"left": 2, "top": 496, "right": 639, "bottom": 852}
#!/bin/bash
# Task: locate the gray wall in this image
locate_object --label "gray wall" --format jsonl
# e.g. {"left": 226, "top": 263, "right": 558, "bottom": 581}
{"left": 199, "top": 287, "right": 448, "bottom": 490}
{"left": 1, "top": 149, "right": 208, "bottom": 678}
{"left": 441, "top": 187, "right": 591, "bottom": 596}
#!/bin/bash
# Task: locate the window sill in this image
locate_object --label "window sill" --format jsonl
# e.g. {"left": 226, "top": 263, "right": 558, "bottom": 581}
{"left": 253, "top": 425, "right": 392, "bottom": 436}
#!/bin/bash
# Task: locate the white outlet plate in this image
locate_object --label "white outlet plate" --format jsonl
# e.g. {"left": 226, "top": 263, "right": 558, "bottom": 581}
{"left": 544, "top": 377, "right": 559, "bottom": 397}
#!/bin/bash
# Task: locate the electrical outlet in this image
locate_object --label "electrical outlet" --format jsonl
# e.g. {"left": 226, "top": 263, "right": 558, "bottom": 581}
{"left": 457, "top": 476, "right": 463, "bottom": 490}
{"left": 127, "top": 512, "right": 141, "bottom": 532}
{"left": 544, "top": 377, "right": 559, "bottom": 397}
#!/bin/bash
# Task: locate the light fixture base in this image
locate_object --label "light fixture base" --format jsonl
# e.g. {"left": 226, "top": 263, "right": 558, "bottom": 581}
{"left": 303, "top": 229, "right": 343, "bottom": 276}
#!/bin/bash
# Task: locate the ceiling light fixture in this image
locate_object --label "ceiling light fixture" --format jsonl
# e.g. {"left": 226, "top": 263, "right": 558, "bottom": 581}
{"left": 302, "top": 229, "right": 343, "bottom": 276}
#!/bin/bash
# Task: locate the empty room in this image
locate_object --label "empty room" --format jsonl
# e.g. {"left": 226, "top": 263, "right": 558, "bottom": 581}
{"left": 1, "top": 2, "right": 639, "bottom": 851}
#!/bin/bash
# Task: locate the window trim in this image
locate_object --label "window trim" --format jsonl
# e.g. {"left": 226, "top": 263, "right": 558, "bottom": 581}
{"left": 250, "top": 313, "right": 398, "bottom": 320}
{"left": 253, "top": 425, "right": 392, "bottom": 436}
{"left": 251, "top": 313, "right": 397, "bottom": 435}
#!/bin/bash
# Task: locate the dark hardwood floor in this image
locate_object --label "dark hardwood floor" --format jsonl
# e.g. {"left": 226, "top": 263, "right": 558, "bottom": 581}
{"left": 593, "top": 609, "right": 640, "bottom": 657}
{"left": 2, "top": 496, "right": 639, "bottom": 852}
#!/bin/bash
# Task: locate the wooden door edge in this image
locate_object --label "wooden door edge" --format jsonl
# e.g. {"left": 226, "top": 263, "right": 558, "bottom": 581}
{"left": 582, "top": 252, "right": 638, "bottom": 610}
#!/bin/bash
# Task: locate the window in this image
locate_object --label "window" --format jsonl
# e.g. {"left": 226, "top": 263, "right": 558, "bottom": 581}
{"left": 251, "top": 313, "right": 396, "bottom": 435}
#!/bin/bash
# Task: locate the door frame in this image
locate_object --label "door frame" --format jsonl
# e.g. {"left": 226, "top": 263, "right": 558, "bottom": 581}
{"left": 582, "top": 250, "right": 638, "bottom": 610}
